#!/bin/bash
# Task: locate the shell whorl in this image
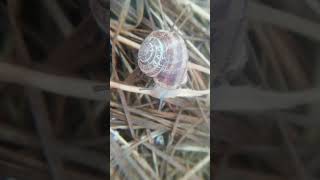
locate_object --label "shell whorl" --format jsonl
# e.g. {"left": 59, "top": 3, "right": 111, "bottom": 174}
{"left": 138, "top": 30, "right": 188, "bottom": 89}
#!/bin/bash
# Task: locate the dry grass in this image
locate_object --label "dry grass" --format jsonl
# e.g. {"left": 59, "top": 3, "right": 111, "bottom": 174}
{"left": 109, "top": 0, "right": 210, "bottom": 179}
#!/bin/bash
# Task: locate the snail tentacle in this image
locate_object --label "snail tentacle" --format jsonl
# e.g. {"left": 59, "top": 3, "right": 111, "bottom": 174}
{"left": 158, "top": 89, "right": 169, "bottom": 112}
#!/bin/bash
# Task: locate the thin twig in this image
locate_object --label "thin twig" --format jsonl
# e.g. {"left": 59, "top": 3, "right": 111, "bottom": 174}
{"left": 110, "top": 81, "right": 209, "bottom": 98}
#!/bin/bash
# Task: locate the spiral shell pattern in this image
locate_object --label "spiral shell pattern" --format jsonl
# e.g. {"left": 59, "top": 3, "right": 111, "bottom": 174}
{"left": 138, "top": 30, "right": 188, "bottom": 89}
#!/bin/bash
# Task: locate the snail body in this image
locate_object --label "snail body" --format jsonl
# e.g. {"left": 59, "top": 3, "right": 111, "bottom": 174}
{"left": 138, "top": 30, "right": 188, "bottom": 90}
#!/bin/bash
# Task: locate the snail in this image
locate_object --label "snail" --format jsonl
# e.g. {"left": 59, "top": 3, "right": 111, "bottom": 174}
{"left": 138, "top": 30, "right": 189, "bottom": 110}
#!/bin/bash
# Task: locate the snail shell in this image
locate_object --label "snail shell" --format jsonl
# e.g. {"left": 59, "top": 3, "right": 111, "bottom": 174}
{"left": 138, "top": 30, "right": 188, "bottom": 89}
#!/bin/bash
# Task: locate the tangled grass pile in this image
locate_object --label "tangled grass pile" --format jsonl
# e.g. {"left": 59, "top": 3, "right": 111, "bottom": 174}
{"left": 109, "top": 0, "right": 210, "bottom": 179}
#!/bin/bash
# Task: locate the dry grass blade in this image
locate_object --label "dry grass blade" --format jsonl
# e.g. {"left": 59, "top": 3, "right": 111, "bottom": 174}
{"left": 214, "top": 86, "right": 320, "bottom": 111}
{"left": 112, "top": 42, "right": 136, "bottom": 138}
{"left": 175, "top": 0, "right": 210, "bottom": 21}
{"left": 0, "top": 61, "right": 105, "bottom": 101}
{"left": 134, "top": 0, "right": 145, "bottom": 27}
{"left": 114, "top": 0, "right": 131, "bottom": 38}
{"left": 142, "top": 142, "right": 187, "bottom": 172}
{"left": 180, "top": 154, "right": 210, "bottom": 180}
{"left": 110, "top": 137, "right": 144, "bottom": 180}
{"left": 249, "top": 2, "right": 320, "bottom": 41}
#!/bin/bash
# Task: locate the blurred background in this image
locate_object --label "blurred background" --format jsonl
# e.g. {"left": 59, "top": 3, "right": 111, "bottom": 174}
{"left": 0, "top": 0, "right": 107, "bottom": 179}
{"left": 214, "top": 0, "right": 320, "bottom": 179}
{"left": 4, "top": 0, "right": 320, "bottom": 179}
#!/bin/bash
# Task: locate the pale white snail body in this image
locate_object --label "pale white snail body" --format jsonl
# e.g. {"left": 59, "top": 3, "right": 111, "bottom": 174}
{"left": 138, "top": 30, "right": 188, "bottom": 90}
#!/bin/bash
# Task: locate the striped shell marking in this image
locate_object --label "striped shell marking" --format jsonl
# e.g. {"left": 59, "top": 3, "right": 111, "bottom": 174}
{"left": 138, "top": 30, "right": 188, "bottom": 89}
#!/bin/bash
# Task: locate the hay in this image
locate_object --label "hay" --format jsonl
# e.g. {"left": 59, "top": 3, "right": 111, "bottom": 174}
{"left": 110, "top": 0, "right": 210, "bottom": 179}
